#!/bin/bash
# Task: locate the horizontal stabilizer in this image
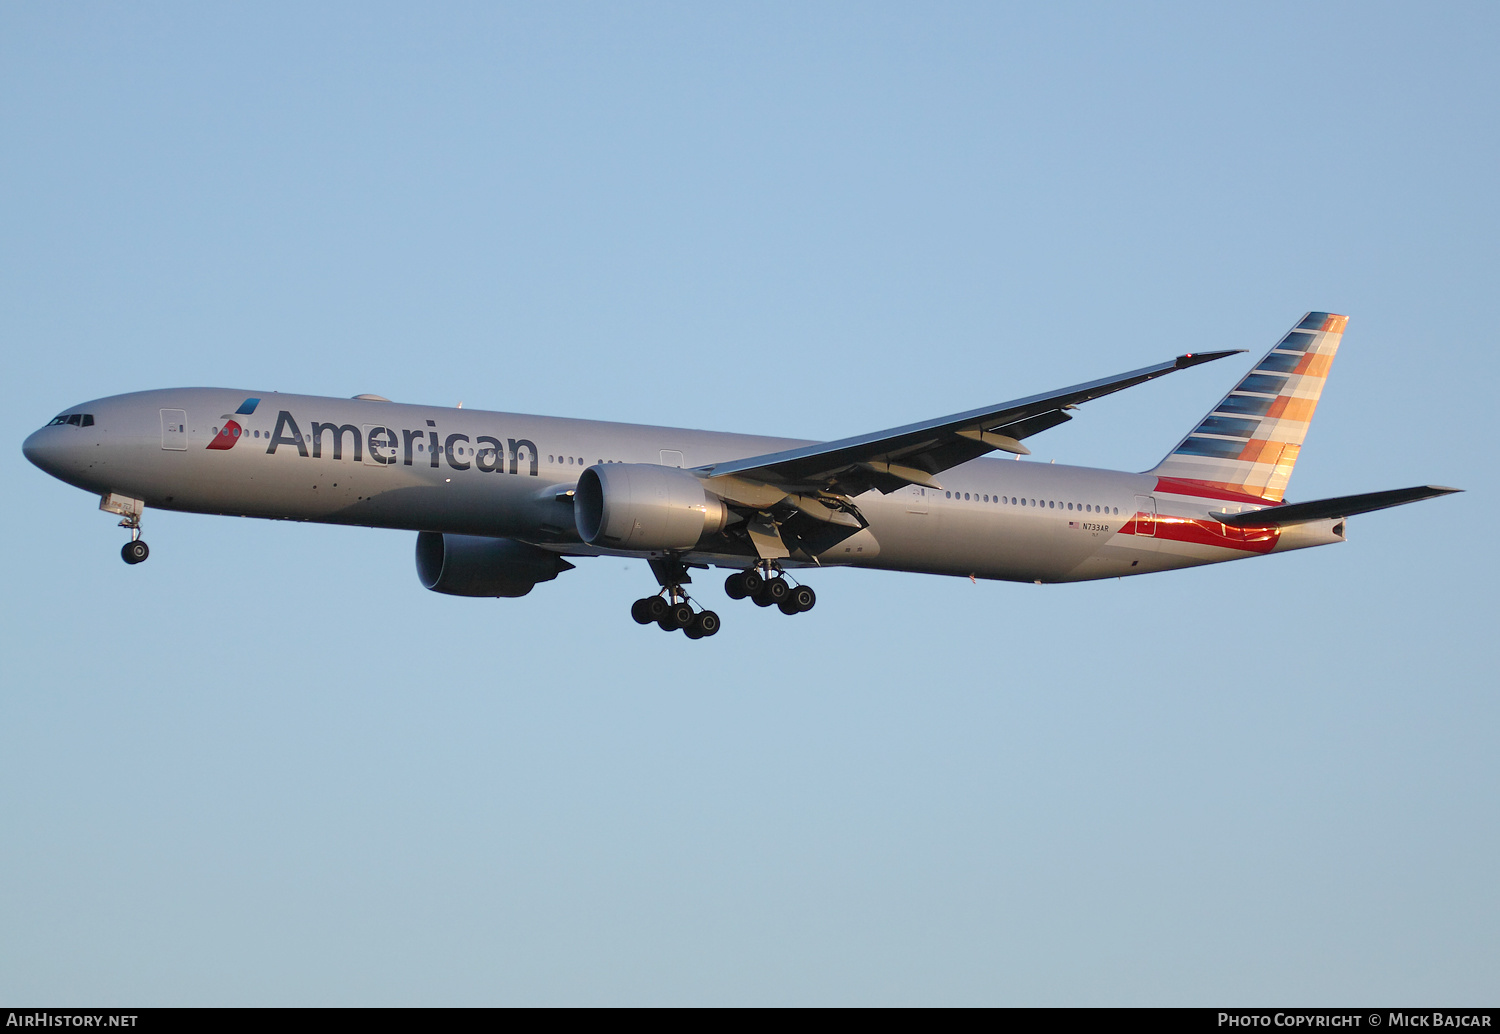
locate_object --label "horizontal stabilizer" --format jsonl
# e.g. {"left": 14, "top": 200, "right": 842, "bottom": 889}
{"left": 1214, "top": 485, "right": 1461, "bottom": 527}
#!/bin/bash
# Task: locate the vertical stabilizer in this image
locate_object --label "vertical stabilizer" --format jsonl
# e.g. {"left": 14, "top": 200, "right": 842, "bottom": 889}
{"left": 1148, "top": 312, "right": 1347, "bottom": 502}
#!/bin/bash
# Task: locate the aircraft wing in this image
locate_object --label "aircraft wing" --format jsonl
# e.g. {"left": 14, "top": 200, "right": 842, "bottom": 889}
{"left": 699, "top": 350, "right": 1244, "bottom": 496}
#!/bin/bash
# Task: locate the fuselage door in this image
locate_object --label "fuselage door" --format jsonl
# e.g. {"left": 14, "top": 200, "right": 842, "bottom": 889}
{"left": 1133, "top": 494, "right": 1157, "bottom": 536}
{"left": 160, "top": 409, "right": 188, "bottom": 451}
{"left": 660, "top": 450, "right": 684, "bottom": 468}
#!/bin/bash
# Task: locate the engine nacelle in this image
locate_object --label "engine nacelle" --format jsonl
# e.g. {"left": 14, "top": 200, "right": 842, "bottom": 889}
{"left": 415, "top": 532, "right": 574, "bottom": 597}
{"left": 574, "top": 463, "right": 728, "bottom": 551}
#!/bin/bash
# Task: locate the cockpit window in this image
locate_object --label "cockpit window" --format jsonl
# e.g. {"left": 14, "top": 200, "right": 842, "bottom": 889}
{"left": 82, "top": 415, "right": 93, "bottom": 426}
{"left": 66, "top": 414, "right": 82, "bottom": 426}
{"left": 46, "top": 413, "right": 94, "bottom": 427}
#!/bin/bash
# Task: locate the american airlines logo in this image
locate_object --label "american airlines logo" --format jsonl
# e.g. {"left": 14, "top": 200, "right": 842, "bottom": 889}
{"left": 205, "top": 398, "right": 260, "bottom": 451}
{"left": 209, "top": 401, "right": 541, "bottom": 476}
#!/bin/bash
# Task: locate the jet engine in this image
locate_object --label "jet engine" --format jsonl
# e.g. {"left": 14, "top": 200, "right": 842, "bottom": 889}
{"left": 415, "top": 532, "right": 574, "bottom": 597}
{"left": 574, "top": 463, "right": 729, "bottom": 551}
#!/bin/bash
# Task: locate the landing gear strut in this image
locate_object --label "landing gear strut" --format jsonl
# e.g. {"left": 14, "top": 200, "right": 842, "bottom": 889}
{"left": 631, "top": 556, "right": 720, "bottom": 638}
{"left": 724, "top": 561, "right": 815, "bottom": 616}
{"left": 118, "top": 511, "right": 149, "bottom": 565}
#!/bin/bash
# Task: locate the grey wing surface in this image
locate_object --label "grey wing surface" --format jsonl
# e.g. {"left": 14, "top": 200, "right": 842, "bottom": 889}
{"left": 699, "top": 350, "right": 1243, "bottom": 496}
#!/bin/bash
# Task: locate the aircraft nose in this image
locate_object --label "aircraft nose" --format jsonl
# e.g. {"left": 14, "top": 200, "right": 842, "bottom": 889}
{"left": 23, "top": 426, "right": 76, "bottom": 478}
{"left": 22, "top": 428, "right": 52, "bottom": 471}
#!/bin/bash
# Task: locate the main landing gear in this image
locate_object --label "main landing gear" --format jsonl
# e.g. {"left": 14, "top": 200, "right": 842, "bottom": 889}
{"left": 630, "top": 588, "right": 722, "bottom": 639}
{"left": 119, "top": 512, "right": 149, "bottom": 565}
{"left": 724, "top": 562, "right": 816, "bottom": 616}
{"left": 631, "top": 556, "right": 720, "bottom": 639}
{"left": 628, "top": 558, "right": 814, "bottom": 636}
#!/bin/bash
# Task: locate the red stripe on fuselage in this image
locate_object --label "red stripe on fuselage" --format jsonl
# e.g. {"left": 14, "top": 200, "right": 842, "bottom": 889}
{"left": 1120, "top": 512, "right": 1281, "bottom": 554}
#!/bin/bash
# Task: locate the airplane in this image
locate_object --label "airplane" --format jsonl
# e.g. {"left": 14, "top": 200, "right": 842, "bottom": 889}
{"left": 22, "top": 312, "right": 1459, "bottom": 639}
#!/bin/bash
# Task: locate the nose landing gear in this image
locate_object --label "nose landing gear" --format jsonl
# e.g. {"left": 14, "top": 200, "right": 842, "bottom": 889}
{"left": 118, "top": 512, "right": 149, "bottom": 565}
{"left": 101, "top": 493, "right": 150, "bottom": 565}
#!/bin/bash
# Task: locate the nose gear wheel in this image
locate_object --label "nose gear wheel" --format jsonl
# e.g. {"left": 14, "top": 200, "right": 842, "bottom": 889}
{"left": 117, "top": 511, "right": 150, "bottom": 565}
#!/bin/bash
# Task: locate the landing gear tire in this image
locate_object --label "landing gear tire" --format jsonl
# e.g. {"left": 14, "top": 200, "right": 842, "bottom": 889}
{"left": 764, "top": 577, "right": 790, "bottom": 604}
{"left": 691, "top": 610, "right": 721, "bottom": 637}
{"left": 778, "top": 599, "right": 800, "bottom": 615}
{"left": 740, "top": 569, "right": 765, "bottom": 597}
{"left": 724, "top": 572, "right": 748, "bottom": 600}
{"left": 634, "top": 596, "right": 670, "bottom": 625}
{"left": 121, "top": 540, "right": 149, "bottom": 565}
{"left": 789, "top": 585, "right": 816, "bottom": 612}
{"left": 658, "top": 602, "right": 694, "bottom": 631}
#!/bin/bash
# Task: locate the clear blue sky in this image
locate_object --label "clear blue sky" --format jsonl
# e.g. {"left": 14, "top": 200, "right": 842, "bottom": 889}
{"left": 1, "top": 1, "right": 1494, "bottom": 1005}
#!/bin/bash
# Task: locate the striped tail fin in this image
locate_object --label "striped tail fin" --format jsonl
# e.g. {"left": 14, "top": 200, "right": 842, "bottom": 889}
{"left": 1148, "top": 312, "right": 1348, "bottom": 503}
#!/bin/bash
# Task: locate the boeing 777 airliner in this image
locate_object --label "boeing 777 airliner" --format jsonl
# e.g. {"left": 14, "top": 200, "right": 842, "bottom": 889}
{"left": 23, "top": 313, "right": 1458, "bottom": 638}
